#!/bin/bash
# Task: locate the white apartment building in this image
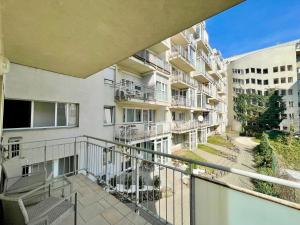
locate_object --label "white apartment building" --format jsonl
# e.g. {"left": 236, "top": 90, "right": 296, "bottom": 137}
{"left": 1, "top": 22, "right": 228, "bottom": 176}
{"left": 115, "top": 22, "right": 228, "bottom": 153}
{"left": 228, "top": 40, "right": 300, "bottom": 133}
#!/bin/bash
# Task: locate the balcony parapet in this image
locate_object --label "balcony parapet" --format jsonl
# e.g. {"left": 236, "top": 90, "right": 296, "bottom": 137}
{"left": 134, "top": 49, "right": 171, "bottom": 74}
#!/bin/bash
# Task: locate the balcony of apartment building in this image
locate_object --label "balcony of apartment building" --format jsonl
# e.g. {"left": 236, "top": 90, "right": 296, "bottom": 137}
{"left": 209, "top": 68, "right": 222, "bottom": 80}
{"left": 194, "top": 25, "right": 211, "bottom": 55}
{"left": 171, "top": 120, "right": 207, "bottom": 134}
{"left": 118, "top": 49, "right": 170, "bottom": 75}
{"left": 217, "top": 81, "right": 227, "bottom": 96}
{"left": 114, "top": 122, "right": 170, "bottom": 143}
{"left": 197, "top": 49, "right": 213, "bottom": 72}
{"left": 171, "top": 95, "right": 195, "bottom": 109}
{"left": 148, "top": 39, "right": 170, "bottom": 54}
{"left": 169, "top": 44, "right": 196, "bottom": 73}
{"left": 171, "top": 30, "right": 192, "bottom": 46}
{"left": 296, "top": 41, "right": 300, "bottom": 52}
{"left": 171, "top": 67, "right": 198, "bottom": 89}
{"left": 191, "top": 58, "right": 211, "bottom": 83}
{"left": 1, "top": 134, "right": 300, "bottom": 225}
{"left": 114, "top": 81, "right": 168, "bottom": 106}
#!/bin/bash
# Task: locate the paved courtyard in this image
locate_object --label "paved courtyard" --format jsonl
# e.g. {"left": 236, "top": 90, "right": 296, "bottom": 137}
{"left": 60, "top": 174, "right": 151, "bottom": 225}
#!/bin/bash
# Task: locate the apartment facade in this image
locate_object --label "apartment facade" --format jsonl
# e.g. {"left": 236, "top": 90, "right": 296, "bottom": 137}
{"left": 228, "top": 40, "right": 300, "bottom": 133}
{"left": 1, "top": 22, "right": 228, "bottom": 176}
{"left": 115, "top": 22, "right": 228, "bottom": 153}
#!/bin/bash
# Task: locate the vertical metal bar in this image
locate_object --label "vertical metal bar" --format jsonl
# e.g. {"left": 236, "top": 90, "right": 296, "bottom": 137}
{"left": 86, "top": 138, "right": 89, "bottom": 174}
{"left": 48, "top": 183, "right": 51, "bottom": 197}
{"left": 135, "top": 149, "right": 139, "bottom": 214}
{"left": 173, "top": 169, "right": 175, "bottom": 225}
{"left": 74, "top": 137, "right": 77, "bottom": 175}
{"left": 165, "top": 167, "right": 168, "bottom": 223}
{"left": 74, "top": 192, "right": 77, "bottom": 225}
{"left": 181, "top": 172, "right": 183, "bottom": 225}
{"left": 190, "top": 174, "right": 195, "bottom": 225}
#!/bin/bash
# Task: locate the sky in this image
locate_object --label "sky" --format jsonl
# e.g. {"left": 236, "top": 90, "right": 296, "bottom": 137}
{"left": 206, "top": 0, "right": 300, "bottom": 58}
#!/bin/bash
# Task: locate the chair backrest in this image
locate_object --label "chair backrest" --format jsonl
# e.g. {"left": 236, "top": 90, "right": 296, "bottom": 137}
{"left": 1, "top": 197, "right": 28, "bottom": 225}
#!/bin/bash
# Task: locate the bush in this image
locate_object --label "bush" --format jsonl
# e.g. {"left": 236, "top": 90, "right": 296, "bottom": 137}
{"left": 254, "top": 133, "right": 273, "bottom": 167}
{"left": 253, "top": 167, "right": 279, "bottom": 197}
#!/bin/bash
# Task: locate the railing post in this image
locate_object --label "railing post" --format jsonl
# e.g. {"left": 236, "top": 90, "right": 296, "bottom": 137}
{"left": 86, "top": 138, "right": 89, "bottom": 174}
{"left": 190, "top": 174, "right": 195, "bottom": 225}
{"left": 44, "top": 143, "right": 47, "bottom": 175}
{"left": 135, "top": 148, "right": 140, "bottom": 214}
{"left": 74, "top": 137, "right": 77, "bottom": 175}
{"left": 74, "top": 192, "right": 77, "bottom": 225}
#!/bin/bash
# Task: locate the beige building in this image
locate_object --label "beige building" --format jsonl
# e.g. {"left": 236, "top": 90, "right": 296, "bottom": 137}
{"left": 227, "top": 40, "right": 300, "bottom": 133}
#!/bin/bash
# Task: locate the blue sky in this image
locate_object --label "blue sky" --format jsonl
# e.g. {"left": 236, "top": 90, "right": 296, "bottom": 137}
{"left": 206, "top": 0, "right": 300, "bottom": 58}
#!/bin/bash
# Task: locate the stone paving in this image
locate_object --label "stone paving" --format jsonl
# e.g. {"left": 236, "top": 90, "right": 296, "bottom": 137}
{"left": 60, "top": 174, "right": 151, "bottom": 225}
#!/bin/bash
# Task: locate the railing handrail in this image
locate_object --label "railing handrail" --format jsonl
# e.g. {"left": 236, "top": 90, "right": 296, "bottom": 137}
{"left": 3, "top": 135, "right": 300, "bottom": 190}
{"left": 83, "top": 135, "right": 300, "bottom": 189}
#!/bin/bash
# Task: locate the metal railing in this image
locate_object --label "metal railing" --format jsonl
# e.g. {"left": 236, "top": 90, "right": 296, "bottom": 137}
{"left": 114, "top": 81, "right": 168, "bottom": 103}
{"left": 170, "top": 44, "right": 195, "bottom": 67}
{"left": 134, "top": 49, "right": 171, "bottom": 74}
{"left": 171, "top": 95, "right": 195, "bottom": 108}
{"left": 171, "top": 120, "right": 208, "bottom": 133}
{"left": 2, "top": 136, "right": 300, "bottom": 225}
{"left": 114, "top": 122, "right": 171, "bottom": 143}
{"left": 171, "top": 67, "right": 198, "bottom": 88}
{"left": 198, "top": 50, "right": 212, "bottom": 68}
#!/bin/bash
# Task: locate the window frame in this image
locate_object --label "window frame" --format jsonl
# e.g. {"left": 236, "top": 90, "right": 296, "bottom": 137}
{"left": 3, "top": 99, "right": 79, "bottom": 131}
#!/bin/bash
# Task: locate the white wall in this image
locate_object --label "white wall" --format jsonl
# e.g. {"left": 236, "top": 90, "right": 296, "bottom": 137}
{"left": 3, "top": 63, "right": 116, "bottom": 143}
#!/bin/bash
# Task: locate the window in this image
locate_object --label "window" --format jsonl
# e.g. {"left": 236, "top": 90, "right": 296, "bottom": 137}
{"left": 4, "top": 100, "right": 31, "bottom": 129}
{"left": 264, "top": 91, "right": 269, "bottom": 96}
{"left": 273, "top": 67, "right": 278, "bottom": 73}
{"left": 288, "top": 77, "right": 293, "bottom": 83}
{"left": 246, "top": 79, "right": 249, "bottom": 84}
{"left": 57, "top": 103, "right": 67, "bottom": 126}
{"left": 288, "top": 89, "right": 293, "bottom": 95}
{"left": 251, "top": 78, "right": 255, "bottom": 84}
{"left": 251, "top": 68, "right": 255, "bottom": 73}
{"left": 257, "top": 68, "right": 261, "bottom": 74}
{"left": 264, "top": 80, "right": 269, "bottom": 85}
{"left": 281, "top": 77, "right": 286, "bottom": 83}
{"left": 287, "top": 65, "right": 293, "bottom": 71}
{"left": 257, "top": 79, "right": 262, "bottom": 85}
{"left": 289, "top": 101, "right": 294, "bottom": 107}
{"left": 104, "top": 106, "right": 115, "bottom": 125}
{"left": 123, "top": 108, "right": 155, "bottom": 123}
{"left": 33, "top": 102, "right": 56, "bottom": 127}
{"left": 8, "top": 137, "right": 22, "bottom": 158}
{"left": 3, "top": 99, "right": 78, "bottom": 129}
{"left": 257, "top": 90, "right": 262, "bottom": 95}
{"left": 273, "top": 78, "right": 279, "bottom": 84}
{"left": 280, "top": 66, "right": 285, "bottom": 72}
{"left": 263, "top": 68, "right": 268, "bottom": 74}
{"left": 245, "top": 68, "right": 249, "bottom": 74}
{"left": 281, "top": 89, "right": 286, "bottom": 96}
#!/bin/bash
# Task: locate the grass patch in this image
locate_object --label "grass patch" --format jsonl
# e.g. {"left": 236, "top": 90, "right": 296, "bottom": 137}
{"left": 198, "top": 144, "right": 222, "bottom": 156}
{"left": 207, "top": 135, "right": 234, "bottom": 148}
{"left": 252, "top": 137, "right": 261, "bottom": 144}
{"left": 173, "top": 150, "right": 214, "bottom": 173}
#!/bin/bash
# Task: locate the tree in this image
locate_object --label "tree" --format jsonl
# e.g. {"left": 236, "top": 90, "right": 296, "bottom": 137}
{"left": 234, "top": 89, "right": 285, "bottom": 135}
{"left": 258, "top": 90, "right": 286, "bottom": 131}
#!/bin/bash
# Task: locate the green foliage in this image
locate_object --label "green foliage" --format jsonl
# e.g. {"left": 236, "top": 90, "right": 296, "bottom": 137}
{"left": 253, "top": 167, "right": 279, "bottom": 197}
{"left": 234, "top": 90, "right": 285, "bottom": 135}
{"left": 254, "top": 133, "right": 273, "bottom": 167}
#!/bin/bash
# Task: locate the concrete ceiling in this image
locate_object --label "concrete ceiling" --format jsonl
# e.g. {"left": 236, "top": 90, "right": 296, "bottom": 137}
{"left": 2, "top": 0, "right": 243, "bottom": 78}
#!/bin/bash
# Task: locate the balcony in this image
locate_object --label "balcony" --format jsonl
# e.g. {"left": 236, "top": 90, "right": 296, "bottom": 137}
{"left": 118, "top": 49, "right": 170, "bottom": 75}
{"left": 1, "top": 136, "right": 299, "bottom": 225}
{"left": 209, "top": 69, "right": 222, "bottom": 80}
{"left": 115, "top": 81, "right": 168, "bottom": 106}
{"left": 171, "top": 30, "right": 191, "bottom": 45}
{"left": 114, "top": 122, "right": 171, "bottom": 143}
{"left": 194, "top": 29, "right": 211, "bottom": 54}
{"left": 198, "top": 50, "right": 212, "bottom": 72}
{"left": 149, "top": 40, "right": 170, "bottom": 54}
{"left": 171, "top": 67, "right": 198, "bottom": 89}
{"left": 171, "top": 120, "right": 208, "bottom": 133}
{"left": 171, "top": 95, "right": 195, "bottom": 109}
{"left": 296, "top": 42, "right": 300, "bottom": 51}
{"left": 169, "top": 45, "right": 196, "bottom": 72}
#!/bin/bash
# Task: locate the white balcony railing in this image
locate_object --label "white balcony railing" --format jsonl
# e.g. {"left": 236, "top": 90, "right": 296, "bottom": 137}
{"left": 115, "top": 81, "right": 168, "bottom": 103}
{"left": 114, "top": 122, "right": 171, "bottom": 142}
{"left": 134, "top": 49, "right": 171, "bottom": 74}
{"left": 171, "top": 67, "right": 198, "bottom": 88}
{"left": 170, "top": 44, "right": 196, "bottom": 67}
{"left": 172, "top": 120, "right": 208, "bottom": 132}
{"left": 171, "top": 95, "right": 195, "bottom": 108}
